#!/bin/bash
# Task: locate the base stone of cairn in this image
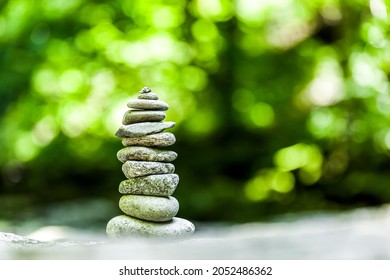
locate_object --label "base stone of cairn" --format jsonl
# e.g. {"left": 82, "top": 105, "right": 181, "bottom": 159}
{"left": 106, "top": 87, "right": 195, "bottom": 239}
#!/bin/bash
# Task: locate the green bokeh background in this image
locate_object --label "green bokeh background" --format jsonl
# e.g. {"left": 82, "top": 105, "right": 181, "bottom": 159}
{"left": 1, "top": 0, "right": 390, "bottom": 228}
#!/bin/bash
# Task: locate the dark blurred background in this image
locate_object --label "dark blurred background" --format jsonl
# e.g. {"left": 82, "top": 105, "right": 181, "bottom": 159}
{"left": 1, "top": 0, "right": 390, "bottom": 233}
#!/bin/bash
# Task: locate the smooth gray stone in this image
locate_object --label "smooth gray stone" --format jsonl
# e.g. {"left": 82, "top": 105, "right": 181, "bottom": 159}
{"left": 122, "top": 110, "right": 166, "bottom": 125}
{"left": 106, "top": 216, "right": 195, "bottom": 239}
{"left": 122, "top": 161, "right": 175, "bottom": 178}
{"left": 115, "top": 122, "right": 175, "bottom": 138}
{"left": 119, "top": 195, "right": 179, "bottom": 222}
{"left": 122, "top": 132, "right": 176, "bottom": 147}
{"left": 127, "top": 100, "right": 168, "bottom": 111}
{"left": 117, "top": 147, "right": 178, "bottom": 163}
{"left": 119, "top": 174, "right": 179, "bottom": 196}
{"left": 138, "top": 93, "right": 159, "bottom": 100}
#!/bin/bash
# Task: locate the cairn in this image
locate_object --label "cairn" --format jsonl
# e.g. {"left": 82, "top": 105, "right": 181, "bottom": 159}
{"left": 106, "top": 87, "right": 195, "bottom": 238}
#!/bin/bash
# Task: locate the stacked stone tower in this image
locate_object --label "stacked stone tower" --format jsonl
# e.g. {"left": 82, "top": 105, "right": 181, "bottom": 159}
{"left": 106, "top": 87, "right": 195, "bottom": 238}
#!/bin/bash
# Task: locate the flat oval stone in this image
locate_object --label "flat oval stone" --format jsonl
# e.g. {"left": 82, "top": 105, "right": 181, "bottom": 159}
{"left": 138, "top": 93, "right": 159, "bottom": 100}
{"left": 106, "top": 215, "right": 195, "bottom": 239}
{"left": 117, "top": 147, "right": 178, "bottom": 163}
{"left": 122, "top": 110, "right": 166, "bottom": 125}
{"left": 127, "top": 100, "right": 168, "bottom": 111}
{"left": 122, "top": 161, "right": 175, "bottom": 178}
{"left": 115, "top": 122, "right": 175, "bottom": 138}
{"left": 119, "top": 195, "right": 179, "bottom": 222}
{"left": 122, "top": 132, "right": 176, "bottom": 147}
{"left": 119, "top": 174, "right": 179, "bottom": 196}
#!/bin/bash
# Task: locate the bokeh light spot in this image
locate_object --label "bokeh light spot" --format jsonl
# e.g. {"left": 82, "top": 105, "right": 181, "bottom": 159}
{"left": 32, "top": 116, "right": 58, "bottom": 147}
{"left": 15, "top": 133, "right": 39, "bottom": 162}
{"left": 249, "top": 102, "right": 274, "bottom": 127}
{"left": 274, "top": 143, "right": 323, "bottom": 185}
{"left": 152, "top": 6, "right": 184, "bottom": 29}
{"left": 32, "top": 68, "right": 58, "bottom": 97}
{"left": 191, "top": 19, "right": 219, "bottom": 42}
{"left": 307, "top": 108, "right": 347, "bottom": 139}
{"left": 180, "top": 66, "right": 208, "bottom": 91}
{"left": 245, "top": 168, "right": 295, "bottom": 201}
{"left": 59, "top": 69, "right": 84, "bottom": 94}
{"left": 193, "top": 0, "right": 234, "bottom": 21}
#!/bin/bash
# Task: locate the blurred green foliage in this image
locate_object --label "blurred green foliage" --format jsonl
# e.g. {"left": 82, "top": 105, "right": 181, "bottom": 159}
{"left": 1, "top": 0, "right": 390, "bottom": 224}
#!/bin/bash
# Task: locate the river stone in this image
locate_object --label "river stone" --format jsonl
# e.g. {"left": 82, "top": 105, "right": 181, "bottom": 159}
{"left": 127, "top": 100, "right": 169, "bottom": 111}
{"left": 138, "top": 93, "right": 159, "bottom": 100}
{"left": 106, "top": 215, "right": 195, "bottom": 239}
{"left": 115, "top": 122, "right": 175, "bottom": 138}
{"left": 119, "top": 174, "right": 179, "bottom": 196}
{"left": 122, "top": 161, "right": 175, "bottom": 178}
{"left": 122, "top": 110, "right": 166, "bottom": 125}
{"left": 122, "top": 132, "right": 176, "bottom": 147}
{"left": 119, "top": 195, "right": 179, "bottom": 222}
{"left": 117, "top": 147, "right": 178, "bottom": 163}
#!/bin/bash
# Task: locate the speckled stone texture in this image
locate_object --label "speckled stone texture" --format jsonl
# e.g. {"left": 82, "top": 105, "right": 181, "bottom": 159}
{"left": 122, "top": 110, "right": 166, "bottom": 125}
{"left": 117, "top": 147, "right": 177, "bottom": 163}
{"left": 119, "top": 195, "right": 179, "bottom": 222}
{"left": 107, "top": 87, "right": 194, "bottom": 239}
{"left": 106, "top": 216, "right": 195, "bottom": 239}
{"left": 122, "top": 161, "right": 175, "bottom": 178}
{"left": 118, "top": 174, "right": 179, "bottom": 196}
{"left": 122, "top": 132, "right": 176, "bottom": 147}
{"left": 127, "top": 100, "right": 169, "bottom": 111}
{"left": 115, "top": 122, "right": 175, "bottom": 138}
{"left": 138, "top": 92, "right": 159, "bottom": 100}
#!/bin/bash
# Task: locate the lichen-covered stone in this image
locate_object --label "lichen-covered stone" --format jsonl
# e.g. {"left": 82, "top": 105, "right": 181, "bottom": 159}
{"left": 119, "top": 174, "right": 179, "bottom": 196}
{"left": 117, "top": 147, "right": 178, "bottom": 163}
{"left": 122, "top": 161, "right": 175, "bottom": 178}
{"left": 106, "top": 215, "right": 195, "bottom": 239}
{"left": 122, "top": 110, "right": 166, "bottom": 125}
{"left": 122, "top": 132, "right": 176, "bottom": 147}
{"left": 115, "top": 122, "right": 175, "bottom": 138}
{"left": 127, "top": 100, "right": 168, "bottom": 111}
{"left": 119, "top": 195, "right": 179, "bottom": 222}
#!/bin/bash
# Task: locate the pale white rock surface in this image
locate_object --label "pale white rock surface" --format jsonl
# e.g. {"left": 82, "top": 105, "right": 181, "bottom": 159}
{"left": 1, "top": 205, "right": 390, "bottom": 259}
{"left": 0, "top": 232, "right": 51, "bottom": 249}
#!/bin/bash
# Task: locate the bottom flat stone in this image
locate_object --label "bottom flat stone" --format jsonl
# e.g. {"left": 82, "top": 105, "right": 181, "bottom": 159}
{"left": 106, "top": 215, "right": 195, "bottom": 239}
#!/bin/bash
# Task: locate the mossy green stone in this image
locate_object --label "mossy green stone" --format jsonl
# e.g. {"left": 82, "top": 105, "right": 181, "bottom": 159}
{"left": 119, "top": 174, "right": 179, "bottom": 196}
{"left": 106, "top": 215, "right": 195, "bottom": 239}
{"left": 119, "top": 195, "right": 179, "bottom": 222}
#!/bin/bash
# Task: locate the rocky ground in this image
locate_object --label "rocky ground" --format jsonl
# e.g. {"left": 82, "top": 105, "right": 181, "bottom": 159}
{"left": 1, "top": 204, "right": 390, "bottom": 259}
